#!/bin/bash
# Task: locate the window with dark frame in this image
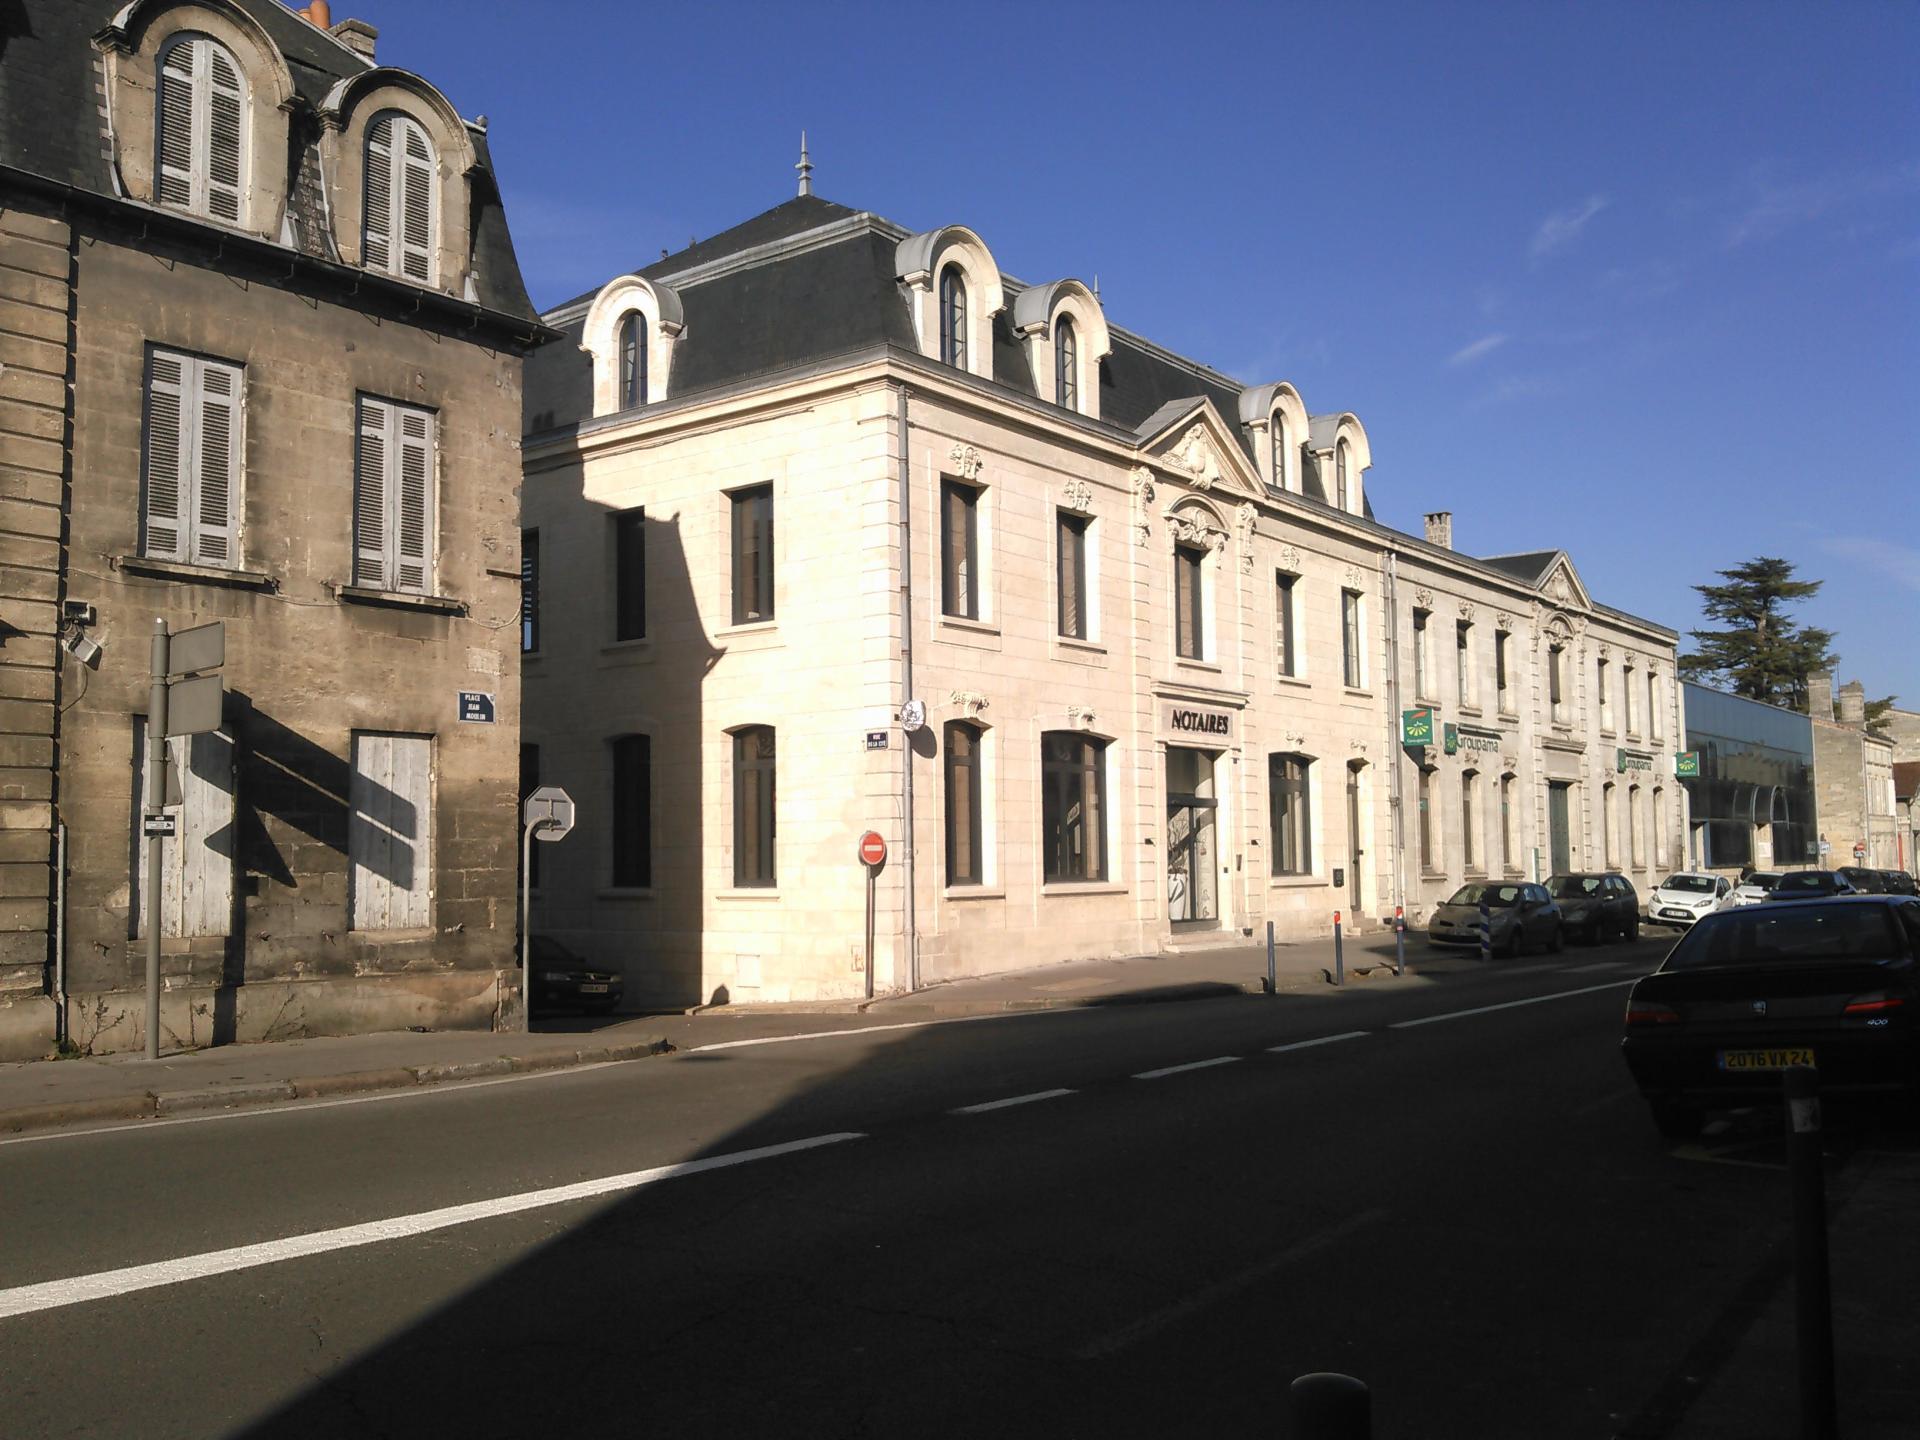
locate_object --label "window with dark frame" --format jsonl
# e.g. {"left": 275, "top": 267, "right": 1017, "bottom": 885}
{"left": 938, "top": 265, "right": 967, "bottom": 368}
{"left": 1457, "top": 620, "right": 1472, "bottom": 708}
{"left": 1496, "top": 630, "right": 1512, "bottom": 711}
{"left": 1412, "top": 608, "right": 1430, "bottom": 697}
{"left": 941, "top": 479, "right": 980, "bottom": 619}
{"left": 1275, "top": 571, "right": 1297, "bottom": 676}
{"left": 732, "top": 726, "right": 776, "bottom": 887}
{"left": 1057, "top": 511, "right": 1089, "bottom": 639}
{"left": 1269, "top": 753, "right": 1311, "bottom": 875}
{"left": 1500, "top": 772, "right": 1515, "bottom": 871}
{"left": 1174, "top": 544, "right": 1205, "bottom": 660}
{"left": 520, "top": 528, "right": 539, "bottom": 653}
{"left": 610, "top": 734, "right": 651, "bottom": 888}
{"left": 1055, "top": 315, "right": 1078, "bottom": 410}
{"left": 1419, "top": 766, "right": 1436, "bottom": 870}
{"left": 618, "top": 311, "right": 647, "bottom": 408}
{"left": 1336, "top": 439, "right": 1351, "bottom": 510}
{"left": 945, "top": 723, "right": 983, "bottom": 886}
{"left": 1342, "top": 589, "right": 1363, "bottom": 688}
{"left": 613, "top": 508, "right": 646, "bottom": 641}
{"left": 1462, "top": 769, "right": 1479, "bottom": 870}
{"left": 730, "top": 484, "right": 774, "bottom": 625}
{"left": 1272, "top": 415, "right": 1288, "bottom": 489}
{"left": 1549, "top": 644, "right": 1565, "bottom": 715}
{"left": 1042, "top": 731, "right": 1106, "bottom": 883}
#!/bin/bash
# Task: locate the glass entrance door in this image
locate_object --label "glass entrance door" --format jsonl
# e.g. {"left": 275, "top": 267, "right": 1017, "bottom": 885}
{"left": 1167, "top": 748, "right": 1219, "bottom": 929}
{"left": 1548, "top": 782, "right": 1572, "bottom": 875}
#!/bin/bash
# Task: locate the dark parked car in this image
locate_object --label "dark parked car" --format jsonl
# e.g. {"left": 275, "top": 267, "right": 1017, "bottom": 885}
{"left": 1427, "top": 882, "right": 1562, "bottom": 957}
{"left": 1881, "top": 870, "right": 1920, "bottom": 897}
{"left": 1836, "top": 866, "right": 1888, "bottom": 894}
{"left": 1545, "top": 872, "right": 1639, "bottom": 944}
{"left": 522, "top": 934, "right": 624, "bottom": 1016}
{"left": 1766, "top": 870, "right": 1857, "bottom": 901}
{"left": 1620, "top": 896, "right": 1920, "bottom": 1137}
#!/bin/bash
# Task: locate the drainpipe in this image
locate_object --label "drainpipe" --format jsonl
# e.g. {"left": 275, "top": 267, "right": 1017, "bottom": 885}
{"left": 53, "top": 819, "right": 68, "bottom": 1048}
{"left": 1383, "top": 551, "right": 1405, "bottom": 921}
{"left": 897, "top": 384, "right": 919, "bottom": 992}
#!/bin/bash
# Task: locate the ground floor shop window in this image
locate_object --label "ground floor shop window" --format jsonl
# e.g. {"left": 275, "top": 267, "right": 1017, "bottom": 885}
{"left": 1042, "top": 731, "right": 1106, "bottom": 882}
{"left": 1269, "top": 753, "right": 1311, "bottom": 875}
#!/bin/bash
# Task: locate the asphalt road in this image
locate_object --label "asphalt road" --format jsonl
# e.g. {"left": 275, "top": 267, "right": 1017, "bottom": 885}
{"left": 0, "top": 935, "right": 1880, "bottom": 1437}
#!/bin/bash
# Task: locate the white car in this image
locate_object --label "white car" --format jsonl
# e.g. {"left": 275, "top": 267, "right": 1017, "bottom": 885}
{"left": 1647, "top": 872, "right": 1734, "bottom": 928}
{"left": 1729, "top": 871, "right": 1783, "bottom": 906}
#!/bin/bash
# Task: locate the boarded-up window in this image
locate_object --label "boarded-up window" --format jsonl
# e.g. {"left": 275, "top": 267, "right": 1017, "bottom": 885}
{"left": 142, "top": 349, "right": 243, "bottom": 567}
{"left": 131, "top": 720, "right": 234, "bottom": 938}
{"left": 353, "top": 395, "right": 436, "bottom": 593}
{"left": 155, "top": 34, "right": 245, "bottom": 225}
{"left": 364, "top": 111, "right": 436, "bottom": 283}
{"left": 349, "top": 733, "right": 433, "bottom": 931}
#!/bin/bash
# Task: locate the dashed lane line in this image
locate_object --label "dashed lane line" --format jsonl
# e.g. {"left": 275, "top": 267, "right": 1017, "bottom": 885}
{"left": 0, "top": 1132, "right": 866, "bottom": 1321}
{"left": 1266, "top": 1031, "right": 1370, "bottom": 1054}
{"left": 1133, "top": 1056, "right": 1241, "bottom": 1081}
{"left": 950, "top": 1088, "right": 1077, "bottom": 1116}
{"left": 1387, "top": 978, "right": 1637, "bottom": 1029}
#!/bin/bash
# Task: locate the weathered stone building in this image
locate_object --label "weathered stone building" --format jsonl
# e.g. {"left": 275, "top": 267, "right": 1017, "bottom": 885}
{"left": 0, "top": 0, "right": 546, "bottom": 1058}
{"left": 1807, "top": 674, "right": 1898, "bottom": 871}
{"left": 520, "top": 190, "right": 1682, "bottom": 1009}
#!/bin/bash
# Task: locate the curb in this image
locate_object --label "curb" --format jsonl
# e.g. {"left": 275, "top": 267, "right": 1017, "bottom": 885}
{"left": 0, "top": 1035, "right": 675, "bottom": 1138}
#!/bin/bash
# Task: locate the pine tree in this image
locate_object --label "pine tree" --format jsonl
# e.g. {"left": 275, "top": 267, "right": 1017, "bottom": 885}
{"left": 1677, "top": 557, "right": 1839, "bottom": 708}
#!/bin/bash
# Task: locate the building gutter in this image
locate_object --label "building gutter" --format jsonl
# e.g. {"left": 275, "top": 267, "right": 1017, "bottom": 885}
{"left": 897, "top": 383, "right": 919, "bottom": 993}
{"left": 1384, "top": 549, "right": 1406, "bottom": 922}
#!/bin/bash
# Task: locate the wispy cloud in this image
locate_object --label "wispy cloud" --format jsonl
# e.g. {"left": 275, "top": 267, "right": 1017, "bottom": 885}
{"left": 1723, "top": 162, "right": 1920, "bottom": 248}
{"left": 1447, "top": 333, "right": 1509, "bottom": 368}
{"left": 1817, "top": 536, "right": 1920, "bottom": 594}
{"left": 1530, "top": 195, "right": 1609, "bottom": 261}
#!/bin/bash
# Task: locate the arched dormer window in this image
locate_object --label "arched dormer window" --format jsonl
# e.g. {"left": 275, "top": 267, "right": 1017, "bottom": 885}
{"left": 619, "top": 312, "right": 648, "bottom": 409}
{"left": 939, "top": 265, "right": 968, "bottom": 368}
{"left": 1336, "top": 439, "right": 1352, "bottom": 511}
{"left": 364, "top": 111, "right": 436, "bottom": 284}
{"left": 155, "top": 33, "right": 246, "bottom": 225}
{"left": 1238, "top": 382, "right": 1307, "bottom": 494}
{"left": 1054, "top": 315, "right": 1078, "bottom": 409}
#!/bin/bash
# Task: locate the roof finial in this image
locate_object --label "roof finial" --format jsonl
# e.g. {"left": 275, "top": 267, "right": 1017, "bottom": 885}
{"left": 796, "top": 131, "right": 813, "bottom": 198}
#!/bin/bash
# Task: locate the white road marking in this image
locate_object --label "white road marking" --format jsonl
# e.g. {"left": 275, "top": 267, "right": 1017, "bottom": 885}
{"left": 685, "top": 1009, "right": 1088, "bottom": 1054}
{"left": 1076, "top": 1207, "right": 1389, "bottom": 1357}
{"left": 1266, "top": 1031, "right": 1370, "bottom": 1054}
{"left": 1133, "top": 1056, "right": 1240, "bottom": 1080}
{"left": 1563, "top": 960, "right": 1635, "bottom": 974}
{"left": 1388, "top": 978, "right": 1636, "bottom": 1029}
{"left": 950, "top": 1088, "right": 1076, "bottom": 1115}
{"left": 0, "top": 1132, "right": 864, "bottom": 1321}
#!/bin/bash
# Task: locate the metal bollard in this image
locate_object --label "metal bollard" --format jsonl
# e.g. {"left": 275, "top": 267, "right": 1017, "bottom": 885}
{"left": 1393, "top": 904, "right": 1406, "bottom": 977}
{"left": 1784, "top": 1066, "right": 1836, "bottom": 1440}
{"left": 1291, "top": 1372, "right": 1371, "bottom": 1439}
{"left": 1333, "top": 911, "right": 1344, "bottom": 986}
{"left": 1478, "top": 900, "right": 1491, "bottom": 962}
{"left": 1266, "top": 920, "right": 1277, "bottom": 995}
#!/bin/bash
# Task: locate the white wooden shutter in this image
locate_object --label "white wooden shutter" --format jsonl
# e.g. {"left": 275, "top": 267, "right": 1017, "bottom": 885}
{"left": 394, "top": 407, "right": 433, "bottom": 592}
{"left": 363, "top": 115, "right": 394, "bottom": 273}
{"left": 155, "top": 41, "right": 197, "bottom": 210}
{"left": 353, "top": 397, "right": 390, "bottom": 587}
{"left": 192, "top": 359, "right": 241, "bottom": 564}
{"left": 204, "top": 44, "right": 244, "bottom": 224}
{"left": 351, "top": 733, "right": 432, "bottom": 931}
{"left": 132, "top": 722, "right": 234, "bottom": 940}
{"left": 398, "top": 120, "right": 435, "bottom": 283}
{"left": 143, "top": 352, "right": 189, "bottom": 561}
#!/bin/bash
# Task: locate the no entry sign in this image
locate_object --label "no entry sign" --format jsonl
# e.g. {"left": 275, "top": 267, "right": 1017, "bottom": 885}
{"left": 859, "top": 831, "right": 887, "bottom": 867}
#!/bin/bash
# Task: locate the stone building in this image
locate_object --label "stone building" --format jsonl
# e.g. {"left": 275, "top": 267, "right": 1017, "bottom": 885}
{"left": 520, "top": 190, "right": 1682, "bottom": 1009}
{"left": 0, "top": 0, "right": 546, "bottom": 1059}
{"left": 1807, "top": 674, "right": 1898, "bottom": 871}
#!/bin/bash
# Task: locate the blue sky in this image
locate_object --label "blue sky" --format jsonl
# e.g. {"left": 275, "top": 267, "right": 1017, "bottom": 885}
{"left": 368, "top": 0, "right": 1918, "bottom": 706}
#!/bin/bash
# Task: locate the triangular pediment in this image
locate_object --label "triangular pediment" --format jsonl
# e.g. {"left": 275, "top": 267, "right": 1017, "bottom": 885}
{"left": 1539, "top": 553, "right": 1591, "bottom": 611}
{"left": 1135, "top": 399, "right": 1259, "bottom": 497}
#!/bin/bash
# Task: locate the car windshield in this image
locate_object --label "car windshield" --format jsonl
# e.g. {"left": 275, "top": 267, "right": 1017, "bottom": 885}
{"left": 1659, "top": 875, "right": 1716, "bottom": 894}
{"left": 1664, "top": 905, "right": 1900, "bottom": 969}
{"left": 1547, "top": 876, "right": 1601, "bottom": 898}
{"left": 1446, "top": 884, "right": 1525, "bottom": 908}
{"left": 1742, "top": 873, "right": 1783, "bottom": 889}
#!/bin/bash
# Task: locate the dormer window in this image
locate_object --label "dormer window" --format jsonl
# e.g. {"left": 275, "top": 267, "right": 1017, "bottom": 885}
{"left": 1271, "top": 413, "right": 1288, "bottom": 490}
{"left": 1054, "top": 316, "right": 1078, "bottom": 409}
{"left": 155, "top": 34, "right": 246, "bottom": 225}
{"left": 364, "top": 111, "right": 436, "bottom": 284}
{"left": 619, "top": 312, "right": 648, "bottom": 409}
{"left": 939, "top": 265, "right": 968, "bottom": 368}
{"left": 1336, "top": 439, "right": 1351, "bottom": 511}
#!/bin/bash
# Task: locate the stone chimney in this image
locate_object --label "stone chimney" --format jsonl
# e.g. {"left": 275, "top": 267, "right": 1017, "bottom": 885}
{"left": 1423, "top": 512, "right": 1453, "bottom": 550}
{"left": 1838, "top": 680, "right": 1867, "bottom": 726}
{"left": 332, "top": 17, "right": 378, "bottom": 61}
{"left": 1807, "top": 670, "right": 1834, "bottom": 720}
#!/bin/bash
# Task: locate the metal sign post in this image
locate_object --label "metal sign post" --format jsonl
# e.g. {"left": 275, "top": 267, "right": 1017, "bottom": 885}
{"left": 143, "top": 621, "right": 169, "bottom": 1062}
{"left": 520, "top": 786, "right": 575, "bottom": 1032}
{"left": 859, "top": 831, "right": 887, "bottom": 1001}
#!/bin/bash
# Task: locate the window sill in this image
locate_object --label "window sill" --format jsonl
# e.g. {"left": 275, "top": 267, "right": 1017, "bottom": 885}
{"left": 1275, "top": 673, "right": 1310, "bottom": 689}
{"left": 943, "top": 885, "right": 1005, "bottom": 900}
{"left": 1458, "top": 704, "right": 1483, "bottom": 719}
{"left": 714, "top": 621, "right": 783, "bottom": 653}
{"left": 1268, "top": 873, "right": 1324, "bottom": 889}
{"left": 1041, "top": 880, "right": 1126, "bottom": 897}
{"left": 1053, "top": 636, "right": 1106, "bottom": 657}
{"left": 597, "top": 887, "right": 655, "bottom": 901}
{"left": 1175, "top": 657, "right": 1222, "bottom": 674}
{"left": 717, "top": 618, "right": 778, "bottom": 637}
{"left": 1498, "top": 705, "right": 1518, "bottom": 721}
{"left": 1344, "top": 686, "right": 1373, "bottom": 699}
{"left": 1419, "top": 869, "right": 1449, "bottom": 881}
{"left": 336, "top": 585, "right": 466, "bottom": 615}
{"left": 116, "top": 554, "right": 275, "bottom": 591}
{"left": 1600, "top": 726, "right": 1617, "bottom": 740}
{"left": 937, "top": 616, "right": 1002, "bottom": 650}
{"left": 716, "top": 887, "right": 780, "bottom": 901}
{"left": 522, "top": 650, "right": 544, "bottom": 665}
{"left": 600, "top": 638, "right": 654, "bottom": 663}
{"left": 351, "top": 925, "right": 438, "bottom": 944}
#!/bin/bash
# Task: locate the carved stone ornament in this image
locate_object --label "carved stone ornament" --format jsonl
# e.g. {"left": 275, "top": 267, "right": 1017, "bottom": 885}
{"left": 1596, "top": 641, "right": 1611, "bottom": 659}
{"left": 1068, "top": 704, "right": 1096, "bottom": 729}
{"left": 1344, "top": 565, "right": 1365, "bottom": 588}
{"left": 1459, "top": 602, "right": 1476, "bottom": 622}
{"left": 1495, "top": 610, "right": 1515, "bottom": 631}
{"left": 1350, "top": 738, "right": 1369, "bottom": 753}
{"left": 1130, "top": 466, "right": 1156, "bottom": 547}
{"left": 1285, "top": 730, "right": 1308, "bottom": 748}
{"left": 1063, "top": 478, "right": 1094, "bottom": 514}
{"left": 948, "top": 443, "right": 983, "bottom": 480}
{"left": 949, "top": 690, "right": 989, "bottom": 718}
{"left": 1163, "top": 425, "right": 1221, "bottom": 489}
{"left": 1548, "top": 570, "right": 1573, "bottom": 605}
{"left": 1166, "top": 508, "right": 1227, "bottom": 552}
{"left": 1276, "top": 544, "right": 1302, "bottom": 574}
{"left": 1412, "top": 587, "right": 1435, "bottom": 610}
{"left": 1235, "top": 503, "right": 1258, "bottom": 572}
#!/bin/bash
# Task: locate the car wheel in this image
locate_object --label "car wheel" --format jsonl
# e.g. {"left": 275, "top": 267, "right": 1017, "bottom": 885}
{"left": 1548, "top": 922, "right": 1563, "bottom": 954}
{"left": 1626, "top": 918, "right": 1640, "bottom": 943}
{"left": 1648, "top": 1097, "right": 1703, "bottom": 1140}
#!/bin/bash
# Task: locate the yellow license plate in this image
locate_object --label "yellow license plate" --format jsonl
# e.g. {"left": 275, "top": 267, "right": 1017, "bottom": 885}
{"left": 1719, "top": 1048, "right": 1815, "bottom": 1071}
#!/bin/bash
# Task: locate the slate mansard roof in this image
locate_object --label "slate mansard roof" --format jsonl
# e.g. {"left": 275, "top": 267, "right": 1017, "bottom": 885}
{"left": 0, "top": 0, "right": 538, "bottom": 325}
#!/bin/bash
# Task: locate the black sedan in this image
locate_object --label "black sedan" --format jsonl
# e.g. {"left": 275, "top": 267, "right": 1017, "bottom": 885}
{"left": 1765, "top": 870, "right": 1857, "bottom": 901}
{"left": 523, "top": 934, "right": 624, "bottom": 1016}
{"left": 1427, "top": 883, "right": 1562, "bottom": 957}
{"left": 1619, "top": 896, "right": 1920, "bottom": 1137}
{"left": 1546, "top": 872, "right": 1640, "bottom": 944}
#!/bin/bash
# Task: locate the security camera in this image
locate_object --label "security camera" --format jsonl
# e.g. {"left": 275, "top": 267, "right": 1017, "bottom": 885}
{"left": 61, "top": 628, "right": 101, "bottom": 666}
